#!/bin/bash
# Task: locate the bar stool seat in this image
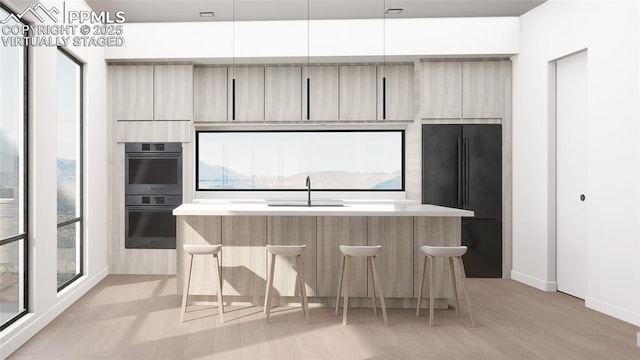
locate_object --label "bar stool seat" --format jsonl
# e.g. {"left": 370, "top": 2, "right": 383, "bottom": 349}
{"left": 416, "top": 245, "right": 474, "bottom": 327}
{"left": 264, "top": 245, "right": 309, "bottom": 323}
{"left": 336, "top": 245, "right": 388, "bottom": 325}
{"left": 181, "top": 244, "right": 224, "bottom": 323}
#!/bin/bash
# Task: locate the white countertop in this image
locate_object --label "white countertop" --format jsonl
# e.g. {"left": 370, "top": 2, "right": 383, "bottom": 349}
{"left": 173, "top": 202, "right": 474, "bottom": 217}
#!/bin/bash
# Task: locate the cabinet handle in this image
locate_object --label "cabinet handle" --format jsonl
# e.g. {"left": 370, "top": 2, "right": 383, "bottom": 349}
{"left": 457, "top": 138, "right": 463, "bottom": 207}
{"left": 382, "top": 77, "right": 386, "bottom": 120}
{"left": 232, "top": 78, "right": 236, "bottom": 121}
{"left": 306, "top": 77, "right": 310, "bottom": 120}
{"left": 464, "top": 137, "right": 470, "bottom": 206}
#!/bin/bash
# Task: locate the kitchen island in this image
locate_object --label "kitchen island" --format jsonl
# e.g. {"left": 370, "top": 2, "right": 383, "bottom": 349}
{"left": 174, "top": 201, "right": 473, "bottom": 309}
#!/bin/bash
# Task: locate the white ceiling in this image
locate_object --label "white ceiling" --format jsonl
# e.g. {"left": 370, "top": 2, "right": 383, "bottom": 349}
{"left": 85, "top": 0, "right": 546, "bottom": 23}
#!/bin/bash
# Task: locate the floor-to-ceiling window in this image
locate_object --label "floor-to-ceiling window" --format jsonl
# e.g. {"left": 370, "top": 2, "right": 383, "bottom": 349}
{"left": 56, "top": 49, "right": 83, "bottom": 290}
{"left": 0, "top": 4, "right": 28, "bottom": 330}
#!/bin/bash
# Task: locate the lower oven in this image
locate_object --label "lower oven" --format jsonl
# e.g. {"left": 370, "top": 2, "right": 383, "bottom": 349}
{"left": 125, "top": 195, "right": 182, "bottom": 249}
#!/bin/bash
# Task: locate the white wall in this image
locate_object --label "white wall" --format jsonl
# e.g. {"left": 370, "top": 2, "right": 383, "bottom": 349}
{"left": 105, "top": 17, "right": 519, "bottom": 61}
{"left": 512, "top": 0, "right": 640, "bottom": 326}
{"left": 0, "top": 0, "right": 109, "bottom": 355}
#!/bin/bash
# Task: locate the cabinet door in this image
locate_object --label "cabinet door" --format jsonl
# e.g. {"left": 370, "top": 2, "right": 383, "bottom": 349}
{"left": 154, "top": 65, "right": 193, "bottom": 120}
{"left": 367, "top": 217, "right": 414, "bottom": 298}
{"left": 265, "top": 67, "right": 302, "bottom": 121}
{"left": 266, "top": 217, "right": 317, "bottom": 296}
{"left": 221, "top": 217, "right": 267, "bottom": 296}
{"left": 462, "top": 61, "right": 505, "bottom": 118}
{"left": 316, "top": 217, "right": 368, "bottom": 297}
{"left": 228, "top": 67, "right": 265, "bottom": 122}
{"left": 420, "top": 61, "right": 461, "bottom": 119}
{"left": 377, "top": 65, "right": 414, "bottom": 121}
{"left": 302, "top": 66, "right": 339, "bottom": 121}
{"left": 339, "top": 65, "right": 377, "bottom": 121}
{"left": 193, "top": 67, "right": 228, "bottom": 122}
{"left": 109, "top": 65, "right": 154, "bottom": 121}
{"left": 462, "top": 219, "right": 502, "bottom": 277}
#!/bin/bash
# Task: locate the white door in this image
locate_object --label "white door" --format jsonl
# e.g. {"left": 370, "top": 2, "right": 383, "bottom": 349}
{"left": 556, "top": 51, "right": 588, "bottom": 299}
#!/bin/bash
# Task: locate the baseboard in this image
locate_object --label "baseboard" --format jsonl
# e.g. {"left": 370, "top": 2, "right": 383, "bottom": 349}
{"left": 1, "top": 266, "right": 109, "bottom": 357}
{"left": 585, "top": 296, "right": 640, "bottom": 327}
{"left": 510, "top": 270, "right": 557, "bottom": 292}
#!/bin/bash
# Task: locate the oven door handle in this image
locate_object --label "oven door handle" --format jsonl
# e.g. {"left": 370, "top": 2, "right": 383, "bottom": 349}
{"left": 125, "top": 206, "right": 177, "bottom": 211}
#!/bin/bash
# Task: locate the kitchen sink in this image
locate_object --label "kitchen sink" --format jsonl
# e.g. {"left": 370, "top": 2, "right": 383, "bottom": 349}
{"left": 266, "top": 199, "right": 345, "bottom": 207}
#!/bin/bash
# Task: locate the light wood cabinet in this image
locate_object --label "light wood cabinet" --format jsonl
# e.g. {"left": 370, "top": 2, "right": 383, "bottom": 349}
{"left": 420, "top": 61, "right": 462, "bottom": 119}
{"left": 302, "top": 66, "right": 339, "bottom": 121}
{"left": 317, "top": 217, "right": 368, "bottom": 297}
{"left": 193, "top": 67, "right": 228, "bottom": 122}
{"left": 266, "top": 217, "right": 317, "bottom": 296}
{"left": 221, "top": 217, "right": 267, "bottom": 296}
{"left": 368, "top": 217, "right": 414, "bottom": 298}
{"left": 462, "top": 61, "right": 505, "bottom": 118}
{"left": 228, "top": 66, "right": 265, "bottom": 122}
{"left": 154, "top": 65, "right": 193, "bottom": 120}
{"left": 339, "top": 65, "right": 377, "bottom": 121}
{"left": 377, "top": 65, "right": 414, "bottom": 121}
{"left": 109, "top": 65, "right": 154, "bottom": 120}
{"left": 265, "top": 67, "right": 302, "bottom": 121}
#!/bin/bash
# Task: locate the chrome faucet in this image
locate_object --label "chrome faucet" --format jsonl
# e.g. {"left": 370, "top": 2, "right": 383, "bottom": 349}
{"left": 305, "top": 176, "right": 311, "bottom": 207}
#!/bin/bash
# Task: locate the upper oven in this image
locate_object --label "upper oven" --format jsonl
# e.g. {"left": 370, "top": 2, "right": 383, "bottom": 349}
{"left": 125, "top": 142, "right": 182, "bottom": 195}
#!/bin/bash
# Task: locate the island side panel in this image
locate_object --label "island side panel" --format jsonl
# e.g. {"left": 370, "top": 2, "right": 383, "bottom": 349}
{"left": 221, "top": 216, "right": 268, "bottom": 296}
{"left": 368, "top": 217, "right": 415, "bottom": 298}
{"left": 176, "top": 215, "right": 222, "bottom": 294}
{"left": 317, "top": 216, "right": 368, "bottom": 297}
{"left": 266, "top": 216, "right": 318, "bottom": 297}
{"left": 413, "top": 217, "right": 461, "bottom": 301}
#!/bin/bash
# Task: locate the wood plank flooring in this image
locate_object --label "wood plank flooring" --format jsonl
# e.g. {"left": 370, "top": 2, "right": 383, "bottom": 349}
{"left": 8, "top": 275, "right": 640, "bottom": 359}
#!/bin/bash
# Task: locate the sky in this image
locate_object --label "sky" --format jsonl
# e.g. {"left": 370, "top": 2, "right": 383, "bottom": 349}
{"left": 198, "top": 131, "right": 402, "bottom": 177}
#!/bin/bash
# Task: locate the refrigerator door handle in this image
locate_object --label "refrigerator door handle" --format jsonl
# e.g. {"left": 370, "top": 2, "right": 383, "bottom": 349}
{"left": 457, "top": 138, "right": 463, "bottom": 207}
{"left": 464, "top": 137, "right": 470, "bottom": 206}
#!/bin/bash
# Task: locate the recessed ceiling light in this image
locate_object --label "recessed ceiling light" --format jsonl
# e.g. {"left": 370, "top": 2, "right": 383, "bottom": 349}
{"left": 385, "top": 8, "right": 403, "bottom": 15}
{"left": 199, "top": 11, "right": 215, "bottom": 17}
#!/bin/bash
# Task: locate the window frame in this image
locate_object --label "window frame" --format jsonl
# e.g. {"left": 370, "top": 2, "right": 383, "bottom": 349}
{"left": 55, "top": 47, "right": 84, "bottom": 292}
{"left": 195, "top": 129, "right": 406, "bottom": 192}
{"left": 0, "top": 2, "right": 29, "bottom": 331}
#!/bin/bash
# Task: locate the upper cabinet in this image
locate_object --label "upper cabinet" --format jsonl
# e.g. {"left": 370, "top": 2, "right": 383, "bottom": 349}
{"left": 420, "top": 60, "right": 508, "bottom": 120}
{"left": 109, "top": 65, "right": 154, "bottom": 121}
{"left": 302, "top": 66, "right": 339, "bottom": 121}
{"left": 229, "top": 67, "right": 265, "bottom": 122}
{"left": 265, "top": 66, "right": 302, "bottom": 121}
{"left": 193, "top": 67, "right": 228, "bottom": 122}
{"left": 154, "top": 65, "right": 193, "bottom": 121}
{"left": 339, "top": 65, "right": 377, "bottom": 121}
{"left": 377, "top": 65, "right": 414, "bottom": 121}
{"left": 420, "top": 61, "right": 462, "bottom": 119}
{"left": 462, "top": 61, "right": 506, "bottom": 119}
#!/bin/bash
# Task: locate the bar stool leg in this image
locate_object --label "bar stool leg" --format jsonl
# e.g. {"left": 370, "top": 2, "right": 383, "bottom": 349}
{"left": 342, "top": 256, "right": 350, "bottom": 325}
{"left": 368, "top": 256, "right": 378, "bottom": 315}
{"left": 214, "top": 254, "right": 225, "bottom": 323}
{"left": 264, "top": 254, "right": 276, "bottom": 322}
{"left": 370, "top": 255, "right": 388, "bottom": 325}
{"left": 449, "top": 257, "right": 460, "bottom": 316}
{"left": 180, "top": 254, "right": 194, "bottom": 323}
{"left": 295, "top": 255, "right": 310, "bottom": 324}
{"left": 416, "top": 255, "right": 427, "bottom": 317}
{"left": 335, "top": 255, "right": 345, "bottom": 315}
{"left": 456, "top": 256, "right": 475, "bottom": 326}
{"left": 429, "top": 255, "right": 435, "bottom": 327}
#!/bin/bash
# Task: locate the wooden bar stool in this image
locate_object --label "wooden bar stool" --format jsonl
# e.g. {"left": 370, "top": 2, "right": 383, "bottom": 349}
{"left": 335, "top": 245, "right": 388, "bottom": 325}
{"left": 416, "top": 245, "right": 474, "bottom": 326}
{"left": 263, "top": 245, "right": 309, "bottom": 323}
{"left": 181, "top": 244, "right": 224, "bottom": 323}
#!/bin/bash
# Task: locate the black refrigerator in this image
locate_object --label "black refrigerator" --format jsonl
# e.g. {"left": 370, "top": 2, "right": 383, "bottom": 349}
{"left": 422, "top": 124, "right": 502, "bottom": 277}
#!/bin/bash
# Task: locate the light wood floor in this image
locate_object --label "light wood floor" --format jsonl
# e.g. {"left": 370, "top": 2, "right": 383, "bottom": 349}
{"left": 8, "top": 275, "right": 640, "bottom": 360}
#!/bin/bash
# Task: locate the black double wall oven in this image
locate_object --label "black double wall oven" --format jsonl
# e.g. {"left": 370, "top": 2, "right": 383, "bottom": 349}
{"left": 125, "top": 143, "right": 182, "bottom": 249}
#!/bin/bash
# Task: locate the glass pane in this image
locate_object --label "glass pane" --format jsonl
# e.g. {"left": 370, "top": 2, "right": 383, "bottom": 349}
{"left": 198, "top": 131, "right": 403, "bottom": 190}
{"left": 128, "top": 158, "right": 178, "bottom": 184}
{"left": 0, "top": 7, "right": 26, "bottom": 239}
{"left": 0, "top": 238, "right": 26, "bottom": 326}
{"left": 57, "top": 222, "right": 80, "bottom": 287}
{"left": 56, "top": 51, "right": 81, "bottom": 223}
